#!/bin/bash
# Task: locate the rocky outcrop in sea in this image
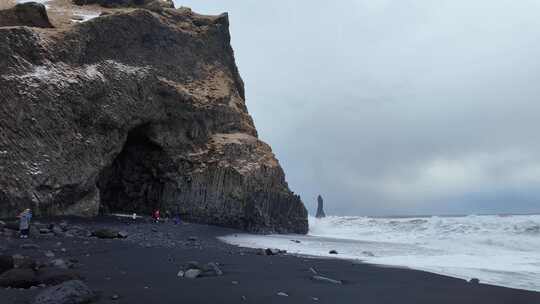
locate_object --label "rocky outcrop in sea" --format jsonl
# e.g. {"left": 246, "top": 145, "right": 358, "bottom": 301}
{"left": 0, "top": 3, "right": 308, "bottom": 233}
{"left": 315, "top": 195, "right": 326, "bottom": 218}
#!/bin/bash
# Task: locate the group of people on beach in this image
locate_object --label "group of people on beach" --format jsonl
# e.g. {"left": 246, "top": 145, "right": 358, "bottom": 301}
{"left": 14, "top": 207, "right": 181, "bottom": 239}
{"left": 152, "top": 209, "right": 182, "bottom": 225}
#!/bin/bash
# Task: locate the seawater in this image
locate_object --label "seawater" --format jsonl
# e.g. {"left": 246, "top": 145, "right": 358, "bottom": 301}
{"left": 220, "top": 214, "right": 540, "bottom": 292}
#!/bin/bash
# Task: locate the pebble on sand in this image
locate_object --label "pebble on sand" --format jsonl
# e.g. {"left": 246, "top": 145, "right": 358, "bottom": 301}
{"left": 184, "top": 269, "right": 202, "bottom": 279}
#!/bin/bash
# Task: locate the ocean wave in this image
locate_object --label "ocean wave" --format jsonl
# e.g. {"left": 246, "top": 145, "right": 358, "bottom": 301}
{"left": 221, "top": 214, "right": 540, "bottom": 292}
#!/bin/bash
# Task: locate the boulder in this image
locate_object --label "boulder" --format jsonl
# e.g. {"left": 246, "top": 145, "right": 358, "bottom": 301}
{"left": 186, "top": 261, "right": 200, "bottom": 269}
{"left": 13, "top": 254, "right": 37, "bottom": 269}
{"left": 51, "top": 226, "right": 64, "bottom": 236}
{"left": 202, "top": 262, "right": 223, "bottom": 276}
{"left": 329, "top": 250, "right": 338, "bottom": 254}
{"left": 20, "top": 243, "right": 41, "bottom": 250}
{"left": 265, "top": 248, "right": 280, "bottom": 256}
{"left": 92, "top": 229, "right": 119, "bottom": 239}
{"left": 184, "top": 269, "right": 202, "bottom": 279}
{"left": 0, "top": 255, "right": 14, "bottom": 274}
{"left": 37, "top": 268, "right": 81, "bottom": 285}
{"left": 0, "top": 268, "right": 38, "bottom": 288}
{"left": 33, "top": 280, "right": 95, "bottom": 304}
{"left": 49, "top": 259, "right": 69, "bottom": 270}
{"left": 40, "top": 228, "right": 52, "bottom": 234}
{"left": 0, "top": 2, "right": 54, "bottom": 28}
{"left": 66, "top": 227, "right": 91, "bottom": 238}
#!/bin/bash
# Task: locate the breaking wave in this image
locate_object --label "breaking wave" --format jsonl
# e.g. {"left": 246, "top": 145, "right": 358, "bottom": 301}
{"left": 221, "top": 214, "right": 540, "bottom": 292}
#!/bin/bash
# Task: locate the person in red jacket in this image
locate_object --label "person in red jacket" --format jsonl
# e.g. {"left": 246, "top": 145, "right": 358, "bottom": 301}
{"left": 152, "top": 209, "right": 161, "bottom": 223}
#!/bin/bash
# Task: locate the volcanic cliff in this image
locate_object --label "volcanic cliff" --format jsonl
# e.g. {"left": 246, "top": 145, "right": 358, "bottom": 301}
{"left": 0, "top": 2, "right": 308, "bottom": 233}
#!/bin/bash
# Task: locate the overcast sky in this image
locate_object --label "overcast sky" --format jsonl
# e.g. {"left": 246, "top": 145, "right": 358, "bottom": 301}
{"left": 177, "top": 0, "right": 540, "bottom": 216}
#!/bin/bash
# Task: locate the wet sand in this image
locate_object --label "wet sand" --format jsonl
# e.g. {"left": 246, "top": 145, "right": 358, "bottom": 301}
{"left": 1, "top": 217, "right": 539, "bottom": 304}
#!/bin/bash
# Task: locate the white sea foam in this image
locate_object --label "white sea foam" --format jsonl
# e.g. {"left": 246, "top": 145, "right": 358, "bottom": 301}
{"left": 16, "top": 0, "right": 49, "bottom": 3}
{"left": 220, "top": 214, "right": 540, "bottom": 292}
{"left": 16, "top": 0, "right": 50, "bottom": 8}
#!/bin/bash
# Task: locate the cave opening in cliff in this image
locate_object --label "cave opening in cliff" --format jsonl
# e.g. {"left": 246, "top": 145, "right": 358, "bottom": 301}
{"left": 97, "top": 125, "right": 175, "bottom": 215}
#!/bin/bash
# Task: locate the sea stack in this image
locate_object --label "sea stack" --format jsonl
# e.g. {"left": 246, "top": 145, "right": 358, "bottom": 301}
{"left": 0, "top": 4, "right": 308, "bottom": 234}
{"left": 315, "top": 195, "right": 326, "bottom": 218}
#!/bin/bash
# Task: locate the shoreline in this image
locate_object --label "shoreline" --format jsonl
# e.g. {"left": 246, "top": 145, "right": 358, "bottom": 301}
{"left": 220, "top": 233, "right": 540, "bottom": 294}
{"left": 1, "top": 216, "right": 539, "bottom": 304}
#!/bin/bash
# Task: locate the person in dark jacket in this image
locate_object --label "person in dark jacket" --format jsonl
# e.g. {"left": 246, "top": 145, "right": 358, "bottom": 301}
{"left": 18, "top": 209, "right": 32, "bottom": 238}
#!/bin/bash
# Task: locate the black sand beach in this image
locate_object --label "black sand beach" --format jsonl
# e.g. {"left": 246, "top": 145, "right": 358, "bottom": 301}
{"left": 1, "top": 217, "right": 539, "bottom": 304}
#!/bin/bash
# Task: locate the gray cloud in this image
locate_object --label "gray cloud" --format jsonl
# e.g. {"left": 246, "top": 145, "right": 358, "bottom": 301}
{"left": 177, "top": 0, "right": 540, "bottom": 216}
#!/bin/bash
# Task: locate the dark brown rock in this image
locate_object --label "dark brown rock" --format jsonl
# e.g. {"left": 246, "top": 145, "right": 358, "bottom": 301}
{"left": 0, "top": 8, "right": 308, "bottom": 234}
{"left": 0, "top": 268, "right": 38, "bottom": 288}
{"left": 92, "top": 229, "right": 119, "bottom": 239}
{"left": 37, "top": 268, "right": 82, "bottom": 285}
{"left": 0, "top": 255, "right": 14, "bottom": 274}
{"left": 0, "top": 2, "right": 53, "bottom": 28}
{"left": 13, "top": 255, "right": 37, "bottom": 269}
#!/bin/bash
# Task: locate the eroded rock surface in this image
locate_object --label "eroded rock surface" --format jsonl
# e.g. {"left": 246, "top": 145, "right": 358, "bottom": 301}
{"left": 0, "top": 7, "right": 308, "bottom": 233}
{"left": 73, "top": 0, "right": 174, "bottom": 9}
{"left": 0, "top": 2, "right": 53, "bottom": 28}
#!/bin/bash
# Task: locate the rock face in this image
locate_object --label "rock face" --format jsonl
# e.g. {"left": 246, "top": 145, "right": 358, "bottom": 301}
{"left": 315, "top": 195, "right": 326, "bottom": 218}
{"left": 73, "top": 0, "right": 174, "bottom": 9}
{"left": 0, "top": 7, "right": 308, "bottom": 233}
{"left": 0, "top": 2, "right": 53, "bottom": 28}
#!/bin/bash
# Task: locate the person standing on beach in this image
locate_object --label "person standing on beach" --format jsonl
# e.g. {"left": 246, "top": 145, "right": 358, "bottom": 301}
{"left": 18, "top": 208, "right": 32, "bottom": 238}
{"left": 174, "top": 213, "right": 181, "bottom": 225}
{"left": 153, "top": 209, "right": 161, "bottom": 223}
